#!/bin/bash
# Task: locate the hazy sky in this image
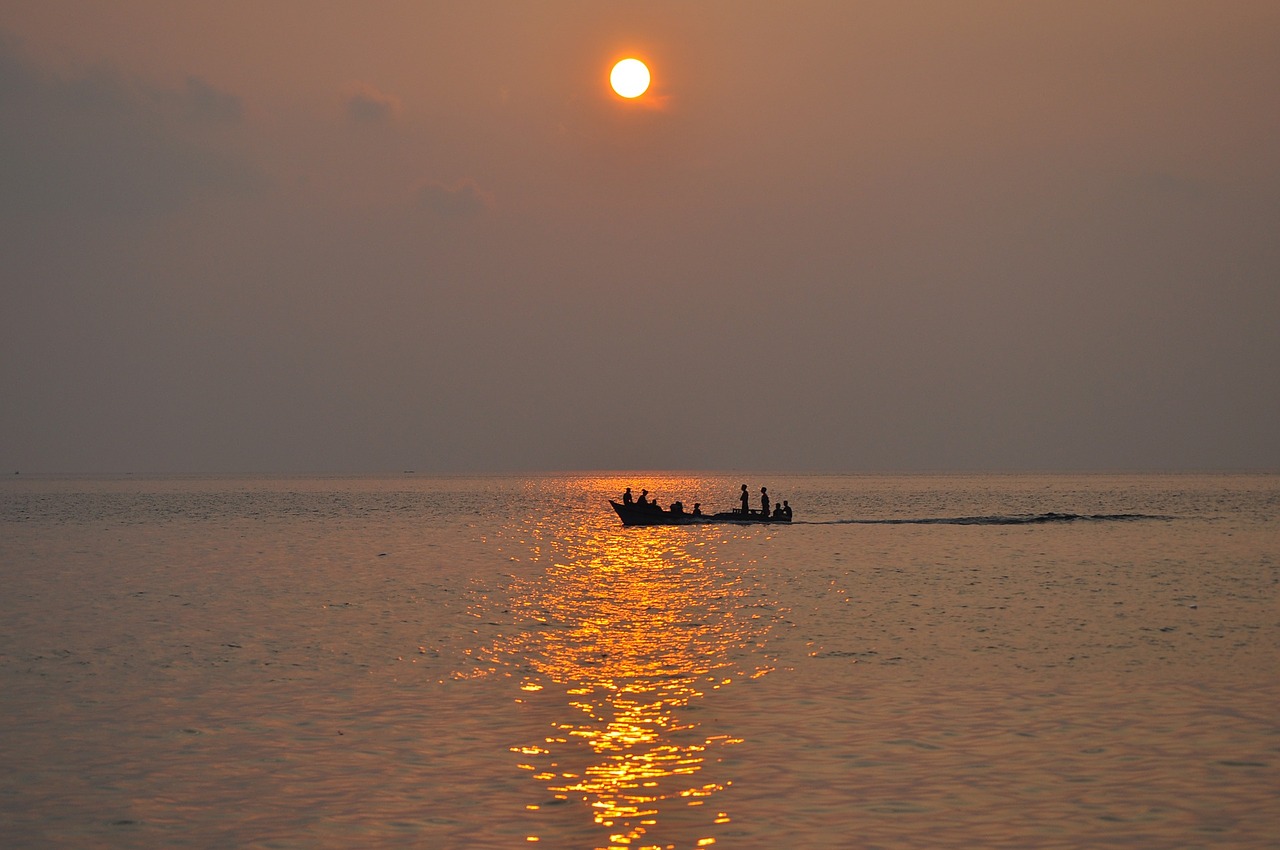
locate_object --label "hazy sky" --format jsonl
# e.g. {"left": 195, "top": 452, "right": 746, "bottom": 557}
{"left": 2, "top": 2, "right": 1277, "bottom": 474}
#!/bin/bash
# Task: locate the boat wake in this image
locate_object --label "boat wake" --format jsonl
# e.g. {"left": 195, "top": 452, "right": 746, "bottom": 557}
{"left": 804, "top": 512, "right": 1173, "bottom": 526}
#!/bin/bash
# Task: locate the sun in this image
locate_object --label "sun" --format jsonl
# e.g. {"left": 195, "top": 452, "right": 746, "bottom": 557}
{"left": 610, "top": 58, "right": 651, "bottom": 99}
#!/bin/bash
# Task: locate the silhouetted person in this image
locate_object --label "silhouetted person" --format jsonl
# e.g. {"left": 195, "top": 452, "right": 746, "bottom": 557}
{"left": 622, "top": 487, "right": 633, "bottom": 506}
{"left": 670, "top": 501, "right": 684, "bottom": 516}
{"left": 692, "top": 503, "right": 702, "bottom": 517}
{"left": 772, "top": 502, "right": 784, "bottom": 519}
{"left": 740, "top": 484, "right": 750, "bottom": 515}
{"left": 783, "top": 500, "right": 792, "bottom": 521}
{"left": 760, "top": 487, "right": 770, "bottom": 518}
{"left": 637, "top": 489, "right": 649, "bottom": 507}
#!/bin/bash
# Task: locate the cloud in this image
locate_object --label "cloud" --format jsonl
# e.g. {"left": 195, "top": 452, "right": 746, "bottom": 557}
{"left": 343, "top": 82, "right": 400, "bottom": 124}
{"left": 0, "top": 40, "right": 261, "bottom": 220}
{"left": 416, "top": 178, "right": 493, "bottom": 218}
{"left": 159, "top": 75, "right": 244, "bottom": 123}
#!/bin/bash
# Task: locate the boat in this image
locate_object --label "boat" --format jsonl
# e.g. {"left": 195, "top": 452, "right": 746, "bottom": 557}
{"left": 609, "top": 500, "right": 791, "bottom": 527}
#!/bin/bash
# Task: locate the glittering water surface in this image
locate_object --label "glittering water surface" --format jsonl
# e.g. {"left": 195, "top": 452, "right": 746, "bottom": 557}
{"left": 1, "top": 473, "right": 1277, "bottom": 849}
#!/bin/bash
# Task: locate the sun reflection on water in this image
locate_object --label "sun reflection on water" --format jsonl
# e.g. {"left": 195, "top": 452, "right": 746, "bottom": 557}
{"left": 473, "top": 496, "right": 780, "bottom": 849}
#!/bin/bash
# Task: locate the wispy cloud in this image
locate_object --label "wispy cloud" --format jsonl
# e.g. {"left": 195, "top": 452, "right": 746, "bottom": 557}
{"left": 0, "top": 40, "right": 261, "bottom": 219}
{"left": 343, "top": 82, "right": 400, "bottom": 125}
{"left": 416, "top": 178, "right": 493, "bottom": 218}
{"left": 159, "top": 75, "right": 244, "bottom": 123}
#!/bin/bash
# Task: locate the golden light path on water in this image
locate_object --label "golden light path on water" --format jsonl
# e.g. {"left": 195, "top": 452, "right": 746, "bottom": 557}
{"left": 467, "top": 478, "right": 783, "bottom": 849}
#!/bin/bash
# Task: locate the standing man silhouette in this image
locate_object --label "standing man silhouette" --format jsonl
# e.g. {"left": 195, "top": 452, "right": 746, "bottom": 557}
{"left": 740, "top": 484, "right": 750, "bottom": 515}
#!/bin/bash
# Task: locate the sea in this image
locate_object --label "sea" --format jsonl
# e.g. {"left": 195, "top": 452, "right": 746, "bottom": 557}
{"left": 1, "top": 472, "right": 1276, "bottom": 850}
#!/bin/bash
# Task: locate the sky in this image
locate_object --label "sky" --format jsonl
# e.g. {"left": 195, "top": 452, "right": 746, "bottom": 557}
{"left": 2, "top": 1, "right": 1277, "bottom": 474}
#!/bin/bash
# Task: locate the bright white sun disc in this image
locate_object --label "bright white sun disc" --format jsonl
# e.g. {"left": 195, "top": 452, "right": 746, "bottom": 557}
{"left": 610, "top": 58, "right": 650, "bottom": 98}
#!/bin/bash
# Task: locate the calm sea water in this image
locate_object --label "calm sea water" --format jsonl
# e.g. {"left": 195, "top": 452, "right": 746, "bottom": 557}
{"left": 1, "top": 473, "right": 1276, "bottom": 849}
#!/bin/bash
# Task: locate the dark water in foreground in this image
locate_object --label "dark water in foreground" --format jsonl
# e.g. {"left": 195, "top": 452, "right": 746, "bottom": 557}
{"left": 1, "top": 473, "right": 1277, "bottom": 849}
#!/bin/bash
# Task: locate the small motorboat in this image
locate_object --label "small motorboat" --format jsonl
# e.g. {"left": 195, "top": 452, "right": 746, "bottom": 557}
{"left": 609, "top": 500, "right": 791, "bottom": 527}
